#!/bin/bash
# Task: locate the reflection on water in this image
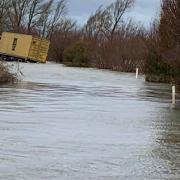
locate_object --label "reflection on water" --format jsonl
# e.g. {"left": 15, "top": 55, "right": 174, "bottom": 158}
{"left": 0, "top": 63, "right": 179, "bottom": 179}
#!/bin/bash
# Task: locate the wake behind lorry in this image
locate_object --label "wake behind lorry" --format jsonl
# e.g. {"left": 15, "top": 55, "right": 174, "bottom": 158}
{"left": 0, "top": 32, "right": 50, "bottom": 63}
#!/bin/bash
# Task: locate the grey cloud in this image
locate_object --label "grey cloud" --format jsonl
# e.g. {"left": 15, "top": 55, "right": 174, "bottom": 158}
{"left": 68, "top": 0, "right": 161, "bottom": 26}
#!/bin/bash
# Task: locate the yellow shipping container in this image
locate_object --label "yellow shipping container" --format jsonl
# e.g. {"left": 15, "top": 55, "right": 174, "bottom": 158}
{"left": 0, "top": 32, "right": 50, "bottom": 63}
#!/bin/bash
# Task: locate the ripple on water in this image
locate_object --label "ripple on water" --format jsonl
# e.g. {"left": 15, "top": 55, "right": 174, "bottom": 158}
{"left": 0, "top": 63, "right": 179, "bottom": 179}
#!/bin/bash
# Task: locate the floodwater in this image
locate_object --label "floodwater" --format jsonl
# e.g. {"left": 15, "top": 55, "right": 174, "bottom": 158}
{"left": 0, "top": 62, "right": 180, "bottom": 180}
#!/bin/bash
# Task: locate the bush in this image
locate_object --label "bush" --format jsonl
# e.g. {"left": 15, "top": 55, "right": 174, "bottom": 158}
{"left": 146, "top": 46, "right": 171, "bottom": 75}
{"left": 0, "top": 62, "right": 17, "bottom": 84}
{"left": 145, "top": 45, "right": 175, "bottom": 83}
{"left": 63, "top": 42, "right": 91, "bottom": 67}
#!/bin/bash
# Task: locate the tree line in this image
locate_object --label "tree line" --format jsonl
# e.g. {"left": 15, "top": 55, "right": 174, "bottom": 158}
{"left": 0, "top": 0, "right": 147, "bottom": 72}
{"left": 0, "top": 0, "right": 68, "bottom": 38}
{"left": 0, "top": 0, "right": 179, "bottom": 84}
{"left": 146, "top": 0, "right": 180, "bottom": 84}
{"left": 50, "top": 0, "right": 147, "bottom": 73}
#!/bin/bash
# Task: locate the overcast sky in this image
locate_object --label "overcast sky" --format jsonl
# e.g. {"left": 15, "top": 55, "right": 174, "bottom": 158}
{"left": 68, "top": 0, "right": 161, "bottom": 27}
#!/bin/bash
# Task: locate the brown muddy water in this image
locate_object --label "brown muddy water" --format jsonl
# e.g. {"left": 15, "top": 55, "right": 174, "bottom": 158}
{"left": 0, "top": 62, "right": 180, "bottom": 180}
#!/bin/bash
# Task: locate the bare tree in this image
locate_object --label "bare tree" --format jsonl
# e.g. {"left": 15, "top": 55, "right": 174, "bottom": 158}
{"left": 106, "top": 0, "right": 134, "bottom": 41}
{"left": 84, "top": 6, "right": 111, "bottom": 41}
{"left": 35, "top": 0, "right": 54, "bottom": 38}
{"left": 27, "top": 0, "right": 47, "bottom": 34}
{"left": 35, "top": 0, "right": 67, "bottom": 39}
{"left": 84, "top": 0, "right": 134, "bottom": 42}
{"left": 0, "top": 0, "right": 10, "bottom": 33}
{"left": 47, "top": 0, "right": 67, "bottom": 39}
{"left": 8, "top": 0, "right": 30, "bottom": 32}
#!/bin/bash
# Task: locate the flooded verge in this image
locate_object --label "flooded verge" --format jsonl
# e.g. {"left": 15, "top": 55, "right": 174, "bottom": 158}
{"left": 0, "top": 62, "right": 180, "bottom": 179}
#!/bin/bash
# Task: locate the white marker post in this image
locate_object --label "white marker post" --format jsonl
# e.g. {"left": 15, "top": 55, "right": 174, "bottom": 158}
{"left": 136, "top": 68, "right": 139, "bottom": 79}
{"left": 172, "top": 85, "right": 176, "bottom": 105}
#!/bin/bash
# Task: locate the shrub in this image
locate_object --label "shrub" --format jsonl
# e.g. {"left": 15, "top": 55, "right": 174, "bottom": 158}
{"left": 63, "top": 42, "right": 91, "bottom": 67}
{"left": 145, "top": 45, "right": 175, "bottom": 83}
{"left": 146, "top": 46, "right": 171, "bottom": 75}
{"left": 0, "top": 62, "right": 17, "bottom": 84}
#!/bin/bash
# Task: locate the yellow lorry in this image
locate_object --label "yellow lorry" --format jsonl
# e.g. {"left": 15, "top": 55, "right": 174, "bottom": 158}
{"left": 0, "top": 32, "right": 50, "bottom": 63}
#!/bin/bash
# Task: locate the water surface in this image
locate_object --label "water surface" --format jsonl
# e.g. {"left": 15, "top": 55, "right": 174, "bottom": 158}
{"left": 0, "top": 63, "right": 180, "bottom": 179}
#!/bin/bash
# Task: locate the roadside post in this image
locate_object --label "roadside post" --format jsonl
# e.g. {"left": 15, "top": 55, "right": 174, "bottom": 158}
{"left": 172, "top": 85, "right": 176, "bottom": 105}
{"left": 136, "top": 68, "right": 139, "bottom": 79}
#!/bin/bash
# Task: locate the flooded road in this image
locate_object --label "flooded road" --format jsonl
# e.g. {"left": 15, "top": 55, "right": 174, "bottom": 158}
{"left": 0, "top": 62, "right": 180, "bottom": 179}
